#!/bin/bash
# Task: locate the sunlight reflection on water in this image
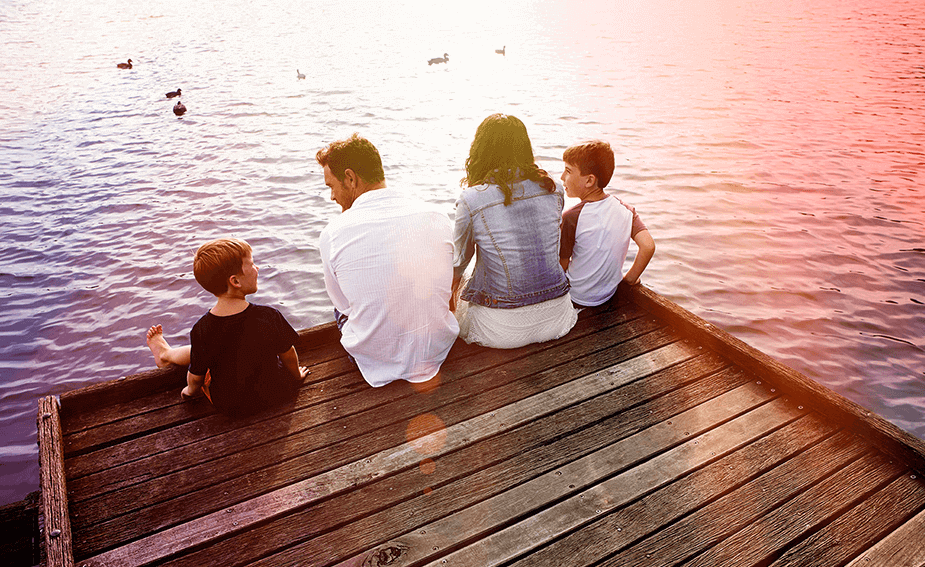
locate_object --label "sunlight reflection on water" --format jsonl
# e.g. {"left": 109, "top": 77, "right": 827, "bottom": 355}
{"left": 0, "top": 0, "right": 922, "bottom": 503}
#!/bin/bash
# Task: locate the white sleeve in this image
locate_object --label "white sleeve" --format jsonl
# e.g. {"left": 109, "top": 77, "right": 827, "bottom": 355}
{"left": 319, "top": 228, "right": 350, "bottom": 313}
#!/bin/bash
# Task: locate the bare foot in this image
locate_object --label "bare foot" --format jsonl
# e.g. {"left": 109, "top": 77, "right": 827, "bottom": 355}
{"left": 146, "top": 324, "right": 172, "bottom": 368}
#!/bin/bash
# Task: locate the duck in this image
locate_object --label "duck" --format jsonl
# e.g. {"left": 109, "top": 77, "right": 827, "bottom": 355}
{"left": 495, "top": 46, "right": 505, "bottom": 55}
{"left": 165, "top": 88, "right": 181, "bottom": 98}
{"left": 297, "top": 69, "right": 306, "bottom": 80}
{"left": 428, "top": 53, "right": 448, "bottom": 66}
{"left": 117, "top": 59, "right": 133, "bottom": 69}
{"left": 173, "top": 101, "right": 187, "bottom": 116}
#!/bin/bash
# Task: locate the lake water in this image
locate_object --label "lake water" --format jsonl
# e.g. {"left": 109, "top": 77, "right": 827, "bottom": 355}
{"left": 1, "top": 0, "right": 922, "bottom": 505}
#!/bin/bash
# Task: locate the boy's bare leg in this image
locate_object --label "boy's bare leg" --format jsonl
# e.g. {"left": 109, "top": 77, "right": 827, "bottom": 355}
{"left": 146, "top": 325, "right": 192, "bottom": 368}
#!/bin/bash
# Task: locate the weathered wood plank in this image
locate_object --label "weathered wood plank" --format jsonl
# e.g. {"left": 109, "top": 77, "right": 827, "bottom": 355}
{"left": 74, "top": 323, "right": 680, "bottom": 558}
{"left": 59, "top": 365, "right": 187, "bottom": 423}
{"left": 37, "top": 396, "right": 74, "bottom": 567}
{"left": 680, "top": 450, "right": 904, "bottom": 567}
{"left": 602, "top": 448, "right": 889, "bottom": 567}
{"left": 768, "top": 472, "right": 925, "bottom": 567}
{"left": 627, "top": 284, "right": 925, "bottom": 474}
{"left": 844, "top": 506, "right": 925, "bottom": 567}
{"left": 63, "top": 387, "right": 192, "bottom": 438}
{"left": 414, "top": 396, "right": 806, "bottom": 567}
{"left": 330, "top": 381, "right": 780, "bottom": 567}
{"left": 70, "top": 312, "right": 667, "bottom": 539}
{"left": 66, "top": 303, "right": 647, "bottom": 483}
{"left": 61, "top": 350, "right": 355, "bottom": 442}
{"left": 64, "top": 358, "right": 360, "bottom": 481}
{"left": 162, "top": 356, "right": 741, "bottom": 567}
{"left": 59, "top": 324, "right": 343, "bottom": 423}
{"left": 79, "top": 340, "right": 697, "bottom": 567}
{"left": 62, "top": 354, "right": 359, "bottom": 459}
{"left": 509, "top": 413, "right": 842, "bottom": 567}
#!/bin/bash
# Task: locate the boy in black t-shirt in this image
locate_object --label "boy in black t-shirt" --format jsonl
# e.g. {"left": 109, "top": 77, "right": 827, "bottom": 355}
{"left": 145, "top": 238, "right": 308, "bottom": 416}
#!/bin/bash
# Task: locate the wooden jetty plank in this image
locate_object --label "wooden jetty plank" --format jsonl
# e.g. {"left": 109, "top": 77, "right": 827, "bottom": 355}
{"left": 37, "top": 396, "right": 74, "bottom": 567}
{"left": 768, "top": 472, "right": 925, "bottom": 567}
{"left": 62, "top": 354, "right": 358, "bottom": 459}
{"left": 63, "top": 319, "right": 446, "bottom": 457}
{"left": 79, "top": 339, "right": 699, "bottom": 567}
{"left": 70, "top": 311, "right": 667, "bottom": 541}
{"left": 74, "top": 323, "right": 680, "bottom": 559}
{"left": 603, "top": 446, "right": 887, "bottom": 567}
{"left": 63, "top": 386, "right": 190, "bottom": 437}
{"left": 844, "top": 507, "right": 925, "bottom": 567}
{"left": 627, "top": 285, "right": 925, "bottom": 474}
{"left": 162, "top": 356, "right": 742, "bottom": 567}
{"left": 329, "top": 380, "right": 780, "bottom": 567}
{"left": 58, "top": 324, "right": 341, "bottom": 424}
{"left": 64, "top": 358, "right": 359, "bottom": 481}
{"left": 75, "top": 323, "right": 679, "bottom": 558}
{"left": 411, "top": 395, "right": 805, "bottom": 567}
{"left": 679, "top": 450, "right": 905, "bottom": 567}
{"left": 508, "top": 412, "right": 841, "bottom": 567}
{"left": 66, "top": 304, "right": 647, "bottom": 484}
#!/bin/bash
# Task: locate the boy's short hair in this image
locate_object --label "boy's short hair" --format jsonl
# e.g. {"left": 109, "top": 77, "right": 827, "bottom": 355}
{"left": 563, "top": 140, "right": 615, "bottom": 189}
{"left": 194, "top": 238, "right": 252, "bottom": 296}
{"left": 315, "top": 133, "right": 386, "bottom": 184}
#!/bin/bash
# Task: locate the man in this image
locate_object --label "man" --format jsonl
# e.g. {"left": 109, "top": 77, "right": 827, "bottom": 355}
{"left": 316, "top": 134, "right": 459, "bottom": 387}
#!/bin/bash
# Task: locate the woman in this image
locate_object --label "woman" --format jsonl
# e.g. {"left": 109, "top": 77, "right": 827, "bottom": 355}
{"left": 452, "top": 114, "right": 578, "bottom": 348}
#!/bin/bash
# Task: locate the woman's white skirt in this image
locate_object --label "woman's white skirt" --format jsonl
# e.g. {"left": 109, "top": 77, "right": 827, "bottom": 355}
{"left": 455, "top": 293, "right": 578, "bottom": 349}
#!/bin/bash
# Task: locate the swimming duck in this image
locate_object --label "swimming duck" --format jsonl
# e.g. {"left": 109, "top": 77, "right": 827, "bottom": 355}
{"left": 297, "top": 69, "right": 306, "bottom": 80}
{"left": 173, "top": 101, "right": 187, "bottom": 116}
{"left": 428, "top": 53, "right": 448, "bottom": 66}
{"left": 495, "top": 46, "right": 505, "bottom": 55}
{"left": 117, "top": 59, "right": 133, "bottom": 69}
{"left": 165, "top": 88, "right": 181, "bottom": 98}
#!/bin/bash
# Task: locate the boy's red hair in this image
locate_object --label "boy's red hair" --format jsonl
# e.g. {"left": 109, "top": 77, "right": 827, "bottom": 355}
{"left": 193, "top": 238, "right": 252, "bottom": 296}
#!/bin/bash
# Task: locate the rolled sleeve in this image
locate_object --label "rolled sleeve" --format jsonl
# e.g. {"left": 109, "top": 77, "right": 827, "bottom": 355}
{"left": 319, "top": 228, "right": 351, "bottom": 313}
{"left": 452, "top": 198, "right": 475, "bottom": 278}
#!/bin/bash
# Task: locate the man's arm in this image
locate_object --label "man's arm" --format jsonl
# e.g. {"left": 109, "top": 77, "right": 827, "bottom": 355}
{"left": 622, "top": 229, "right": 655, "bottom": 286}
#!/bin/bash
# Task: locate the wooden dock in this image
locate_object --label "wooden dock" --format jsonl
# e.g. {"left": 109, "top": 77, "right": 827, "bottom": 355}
{"left": 37, "top": 285, "right": 925, "bottom": 567}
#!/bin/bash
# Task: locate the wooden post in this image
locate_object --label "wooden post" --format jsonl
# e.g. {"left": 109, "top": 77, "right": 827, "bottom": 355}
{"left": 37, "top": 395, "right": 74, "bottom": 567}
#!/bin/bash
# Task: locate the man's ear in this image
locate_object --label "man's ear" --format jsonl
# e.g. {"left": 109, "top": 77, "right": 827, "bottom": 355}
{"left": 343, "top": 168, "right": 359, "bottom": 191}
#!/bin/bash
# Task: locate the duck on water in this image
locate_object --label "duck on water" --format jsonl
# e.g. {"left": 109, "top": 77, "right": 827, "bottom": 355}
{"left": 428, "top": 53, "right": 448, "bottom": 66}
{"left": 117, "top": 59, "right": 132, "bottom": 69}
{"left": 166, "top": 88, "right": 181, "bottom": 98}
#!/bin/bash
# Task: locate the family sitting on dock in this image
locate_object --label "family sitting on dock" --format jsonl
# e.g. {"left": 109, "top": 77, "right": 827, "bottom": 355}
{"left": 146, "top": 113, "right": 655, "bottom": 416}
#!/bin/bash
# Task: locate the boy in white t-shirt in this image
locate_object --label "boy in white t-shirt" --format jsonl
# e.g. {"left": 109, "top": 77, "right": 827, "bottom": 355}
{"left": 559, "top": 140, "right": 656, "bottom": 307}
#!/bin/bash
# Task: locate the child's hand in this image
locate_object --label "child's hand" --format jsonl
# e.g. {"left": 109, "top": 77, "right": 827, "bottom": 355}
{"left": 299, "top": 366, "right": 311, "bottom": 380}
{"left": 181, "top": 385, "right": 204, "bottom": 401}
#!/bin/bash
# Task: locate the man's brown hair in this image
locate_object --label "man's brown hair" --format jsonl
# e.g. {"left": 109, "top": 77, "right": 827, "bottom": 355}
{"left": 316, "top": 133, "right": 385, "bottom": 184}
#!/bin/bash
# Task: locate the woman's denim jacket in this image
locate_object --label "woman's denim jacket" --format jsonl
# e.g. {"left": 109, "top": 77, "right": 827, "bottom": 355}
{"left": 453, "top": 178, "right": 570, "bottom": 308}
